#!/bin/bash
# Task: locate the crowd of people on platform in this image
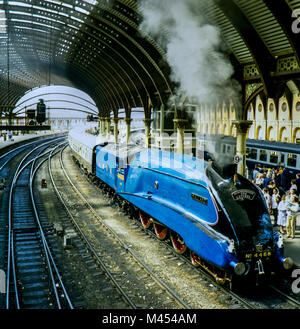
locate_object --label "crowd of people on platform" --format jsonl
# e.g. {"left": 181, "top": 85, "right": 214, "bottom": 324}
{"left": 251, "top": 165, "right": 300, "bottom": 239}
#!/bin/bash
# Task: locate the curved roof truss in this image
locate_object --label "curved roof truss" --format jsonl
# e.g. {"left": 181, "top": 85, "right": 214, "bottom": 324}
{"left": 0, "top": 0, "right": 300, "bottom": 120}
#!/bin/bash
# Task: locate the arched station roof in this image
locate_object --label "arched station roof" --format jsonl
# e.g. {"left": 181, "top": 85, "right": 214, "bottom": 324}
{"left": 0, "top": 0, "right": 300, "bottom": 120}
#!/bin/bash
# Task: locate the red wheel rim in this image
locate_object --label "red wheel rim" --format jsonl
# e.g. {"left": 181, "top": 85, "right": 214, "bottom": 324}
{"left": 153, "top": 223, "right": 168, "bottom": 240}
{"left": 190, "top": 251, "right": 201, "bottom": 267}
{"left": 140, "top": 211, "right": 151, "bottom": 229}
{"left": 170, "top": 232, "right": 187, "bottom": 254}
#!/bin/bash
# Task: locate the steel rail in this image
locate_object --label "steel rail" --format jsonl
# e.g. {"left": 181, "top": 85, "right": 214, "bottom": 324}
{"left": 59, "top": 145, "right": 191, "bottom": 310}
{"left": 143, "top": 225, "right": 257, "bottom": 310}
{"left": 48, "top": 145, "right": 137, "bottom": 309}
{"left": 11, "top": 140, "right": 71, "bottom": 309}
{"left": 0, "top": 135, "right": 66, "bottom": 170}
{"left": 29, "top": 141, "right": 74, "bottom": 309}
{"left": 6, "top": 137, "right": 65, "bottom": 309}
{"left": 269, "top": 285, "right": 300, "bottom": 309}
{"left": 7, "top": 140, "right": 72, "bottom": 309}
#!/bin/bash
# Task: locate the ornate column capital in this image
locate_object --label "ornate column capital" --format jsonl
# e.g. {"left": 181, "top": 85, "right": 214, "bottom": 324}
{"left": 173, "top": 119, "right": 188, "bottom": 129}
{"left": 112, "top": 117, "right": 120, "bottom": 123}
{"left": 143, "top": 118, "right": 153, "bottom": 125}
{"left": 232, "top": 120, "right": 253, "bottom": 133}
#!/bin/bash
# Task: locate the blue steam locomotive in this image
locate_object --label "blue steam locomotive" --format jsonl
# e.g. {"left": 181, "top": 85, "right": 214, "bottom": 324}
{"left": 69, "top": 129, "right": 293, "bottom": 285}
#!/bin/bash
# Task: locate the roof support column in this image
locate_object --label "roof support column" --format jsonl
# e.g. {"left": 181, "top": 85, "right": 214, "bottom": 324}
{"left": 125, "top": 118, "right": 133, "bottom": 143}
{"left": 113, "top": 118, "right": 120, "bottom": 144}
{"left": 105, "top": 117, "right": 111, "bottom": 140}
{"left": 143, "top": 118, "right": 153, "bottom": 148}
{"left": 99, "top": 117, "right": 106, "bottom": 137}
{"left": 232, "top": 120, "right": 253, "bottom": 176}
{"left": 173, "top": 119, "right": 188, "bottom": 154}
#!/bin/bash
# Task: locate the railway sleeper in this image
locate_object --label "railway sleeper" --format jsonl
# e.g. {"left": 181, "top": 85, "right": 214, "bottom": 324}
{"left": 14, "top": 232, "right": 40, "bottom": 241}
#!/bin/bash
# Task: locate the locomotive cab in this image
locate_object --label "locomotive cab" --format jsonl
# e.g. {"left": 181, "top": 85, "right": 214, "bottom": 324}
{"left": 206, "top": 161, "right": 292, "bottom": 278}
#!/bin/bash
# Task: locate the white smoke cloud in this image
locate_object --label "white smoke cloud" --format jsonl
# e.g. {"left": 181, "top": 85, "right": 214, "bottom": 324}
{"left": 138, "top": 0, "right": 240, "bottom": 107}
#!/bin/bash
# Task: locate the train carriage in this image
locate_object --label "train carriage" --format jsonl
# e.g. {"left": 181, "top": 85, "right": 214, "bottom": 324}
{"left": 68, "top": 128, "right": 107, "bottom": 174}
{"left": 196, "top": 135, "right": 300, "bottom": 181}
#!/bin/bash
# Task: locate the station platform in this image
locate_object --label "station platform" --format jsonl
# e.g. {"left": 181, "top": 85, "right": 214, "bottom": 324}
{"left": 282, "top": 215, "right": 300, "bottom": 269}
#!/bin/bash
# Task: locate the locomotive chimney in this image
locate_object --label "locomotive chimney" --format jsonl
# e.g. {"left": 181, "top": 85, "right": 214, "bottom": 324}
{"left": 212, "top": 155, "right": 237, "bottom": 179}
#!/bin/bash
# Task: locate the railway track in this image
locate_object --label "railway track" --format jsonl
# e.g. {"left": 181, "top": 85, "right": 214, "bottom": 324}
{"left": 53, "top": 145, "right": 259, "bottom": 309}
{"left": 0, "top": 137, "right": 61, "bottom": 309}
{"left": 1, "top": 137, "right": 76, "bottom": 309}
{"left": 48, "top": 145, "right": 193, "bottom": 309}
{"left": 3, "top": 138, "right": 298, "bottom": 309}
{"left": 142, "top": 224, "right": 300, "bottom": 309}
{"left": 58, "top": 145, "right": 300, "bottom": 310}
{"left": 0, "top": 139, "right": 48, "bottom": 171}
{"left": 125, "top": 195, "right": 300, "bottom": 310}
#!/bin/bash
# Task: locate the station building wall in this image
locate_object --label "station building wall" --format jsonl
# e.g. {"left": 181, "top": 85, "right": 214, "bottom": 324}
{"left": 196, "top": 94, "right": 300, "bottom": 143}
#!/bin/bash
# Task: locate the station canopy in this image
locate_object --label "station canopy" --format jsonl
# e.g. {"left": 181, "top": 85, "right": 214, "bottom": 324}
{"left": 1, "top": 0, "right": 300, "bottom": 119}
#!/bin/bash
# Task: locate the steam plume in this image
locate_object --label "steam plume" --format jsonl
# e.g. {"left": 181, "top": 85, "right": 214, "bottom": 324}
{"left": 138, "top": 0, "right": 240, "bottom": 106}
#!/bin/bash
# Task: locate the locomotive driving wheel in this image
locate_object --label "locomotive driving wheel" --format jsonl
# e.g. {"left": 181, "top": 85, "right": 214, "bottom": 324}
{"left": 190, "top": 251, "right": 201, "bottom": 267}
{"left": 153, "top": 223, "right": 168, "bottom": 240}
{"left": 140, "top": 211, "right": 151, "bottom": 229}
{"left": 170, "top": 231, "right": 187, "bottom": 254}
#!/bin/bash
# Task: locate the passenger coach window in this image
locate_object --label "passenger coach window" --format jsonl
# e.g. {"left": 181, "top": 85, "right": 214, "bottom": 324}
{"left": 259, "top": 150, "right": 268, "bottom": 162}
{"left": 248, "top": 148, "right": 257, "bottom": 160}
{"left": 287, "top": 154, "right": 297, "bottom": 167}
{"left": 270, "top": 152, "right": 278, "bottom": 164}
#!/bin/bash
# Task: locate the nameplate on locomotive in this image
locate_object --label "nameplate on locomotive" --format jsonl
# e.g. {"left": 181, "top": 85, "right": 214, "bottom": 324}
{"left": 232, "top": 189, "right": 256, "bottom": 201}
{"left": 191, "top": 193, "right": 208, "bottom": 205}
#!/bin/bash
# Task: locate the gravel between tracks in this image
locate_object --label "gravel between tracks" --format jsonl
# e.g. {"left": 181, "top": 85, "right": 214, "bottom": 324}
{"left": 36, "top": 146, "right": 228, "bottom": 309}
